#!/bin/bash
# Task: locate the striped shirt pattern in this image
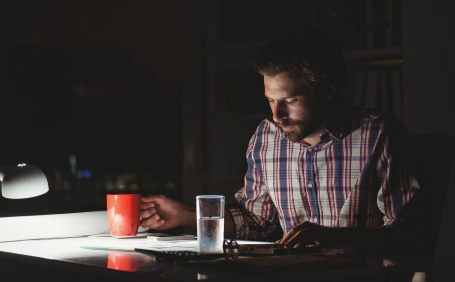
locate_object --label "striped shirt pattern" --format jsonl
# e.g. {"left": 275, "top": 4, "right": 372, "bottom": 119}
{"left": 228, "top": 108, "right": 420, "bottom": 240}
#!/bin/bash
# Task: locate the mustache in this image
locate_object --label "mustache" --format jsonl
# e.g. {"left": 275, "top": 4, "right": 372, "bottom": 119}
{"left": 275, "top": 119, "right": 301, "bottom": 128}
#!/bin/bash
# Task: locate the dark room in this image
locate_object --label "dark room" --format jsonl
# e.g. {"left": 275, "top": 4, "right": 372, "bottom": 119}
{"left": 0, "top": 0, "right": 454, "bottom": 281}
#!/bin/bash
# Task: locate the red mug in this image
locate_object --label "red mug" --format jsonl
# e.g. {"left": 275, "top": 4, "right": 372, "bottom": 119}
{"left": 107, "top": 194, "right": 141, "bottom": 236}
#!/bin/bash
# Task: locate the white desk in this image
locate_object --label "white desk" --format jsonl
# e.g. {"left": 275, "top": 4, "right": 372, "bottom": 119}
{"left": 0, "top": 237, "right": 427, "bottom": 282}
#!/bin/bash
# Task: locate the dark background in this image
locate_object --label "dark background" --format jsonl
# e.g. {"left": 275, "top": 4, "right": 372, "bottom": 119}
{"left": 0, "top": 0, "right": 454, "bottom": 279}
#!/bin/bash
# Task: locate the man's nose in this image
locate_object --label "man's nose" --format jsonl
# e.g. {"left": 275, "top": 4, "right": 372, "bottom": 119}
{"left": 271, "top": 101, "right": 288, "bottom": 123}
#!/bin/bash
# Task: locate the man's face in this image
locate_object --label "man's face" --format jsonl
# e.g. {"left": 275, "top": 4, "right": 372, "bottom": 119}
{"left": 264, "top": 72, "right": 329, "bottom": 142}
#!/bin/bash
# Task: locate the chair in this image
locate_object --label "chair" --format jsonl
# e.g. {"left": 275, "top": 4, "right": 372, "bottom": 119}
{"left": 412, "top": 134, "right": 455, "bottom": 280}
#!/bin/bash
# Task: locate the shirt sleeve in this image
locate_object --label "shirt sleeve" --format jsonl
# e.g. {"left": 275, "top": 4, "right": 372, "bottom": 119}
{"left": 226, "top": 133, "right": 279, "bottom": 240}
{"left": 376, "top": 118, "right": 422, "bottom": 228}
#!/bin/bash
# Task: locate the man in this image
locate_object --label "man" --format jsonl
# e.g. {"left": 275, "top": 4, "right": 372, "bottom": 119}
{"left": 140, "top": 35, "right": 422, "bottom": 251}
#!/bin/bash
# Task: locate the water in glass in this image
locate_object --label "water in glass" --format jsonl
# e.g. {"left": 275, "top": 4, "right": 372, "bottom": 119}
{"left": 197, "top": 216, "right": 224, "bottom": 253}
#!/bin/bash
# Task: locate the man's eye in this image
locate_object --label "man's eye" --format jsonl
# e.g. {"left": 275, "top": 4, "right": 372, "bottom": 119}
{"left": 285, "top": 99, "right": 296, "bottom": 103}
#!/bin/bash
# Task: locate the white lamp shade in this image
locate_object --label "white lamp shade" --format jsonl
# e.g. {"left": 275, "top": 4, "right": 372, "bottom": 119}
{"left": 1, "top": 164, "right": 49, "bottom": 199}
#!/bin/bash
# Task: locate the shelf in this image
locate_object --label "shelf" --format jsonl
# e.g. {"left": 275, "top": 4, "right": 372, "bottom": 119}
{"left": 343, "top": 46, "right": 402, "bottom": 60}
{"left": 209, "top": 112, "right": 269, "bottom": 121}
{"left": 207, "top": 40, "right": 268, "bottom": 54}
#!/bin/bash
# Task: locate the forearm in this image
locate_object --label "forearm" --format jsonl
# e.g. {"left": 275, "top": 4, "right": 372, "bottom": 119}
{"left": 178, "top": 203, "right": 197, "bottom": 229}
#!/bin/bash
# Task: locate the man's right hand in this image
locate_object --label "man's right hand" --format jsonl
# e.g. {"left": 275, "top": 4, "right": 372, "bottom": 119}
{"left": 140, "top": 195, "right": 196, "bottom": 230}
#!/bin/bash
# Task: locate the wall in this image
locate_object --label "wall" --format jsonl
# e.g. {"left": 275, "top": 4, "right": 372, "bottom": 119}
{"left": 3, "top": 0, "right": 181, "bottom": 84}
{"left": 0, "top": 0, "right": 184, "bottom": 214}
{"left": 402, "top": 0, "right": 455, "bottom": 279}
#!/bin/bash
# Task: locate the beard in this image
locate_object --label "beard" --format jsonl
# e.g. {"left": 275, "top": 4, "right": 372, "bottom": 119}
{"left": 274, "top": 99, "right": 327, "bottom": 143}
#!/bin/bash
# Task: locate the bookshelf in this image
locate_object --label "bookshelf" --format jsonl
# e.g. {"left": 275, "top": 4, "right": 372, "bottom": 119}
{"left": 343, "top": 0, "right": 404, "bottom": 122}
{"left": 203, "top": 0, "right": 315, "bottom": 196}
{"left": 345, "top": 55, "right": 404, "bottom": 121}
{"left": 181, "top": 0, "right": 406, "bottom": 197}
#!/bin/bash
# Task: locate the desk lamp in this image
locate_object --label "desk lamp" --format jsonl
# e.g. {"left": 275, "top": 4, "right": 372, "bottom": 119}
{"left": 0, "top": 163, "right": 49, "bottom": 199}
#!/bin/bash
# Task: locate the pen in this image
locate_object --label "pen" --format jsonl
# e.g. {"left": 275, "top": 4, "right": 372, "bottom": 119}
{"left": 80, "top": 246, "right": 136, "bottom": 252}
{"left": 146, "top": 235, "right": 196, "bottom": 241}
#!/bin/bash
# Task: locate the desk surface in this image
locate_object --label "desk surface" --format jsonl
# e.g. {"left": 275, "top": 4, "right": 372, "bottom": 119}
{"left": 0, "top": 238, "right": 426, "bottom": 282}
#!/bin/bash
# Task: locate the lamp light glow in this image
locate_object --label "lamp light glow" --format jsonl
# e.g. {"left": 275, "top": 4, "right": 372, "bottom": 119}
{"left": 1, "top": 164, "right": 49, "bottom": 199}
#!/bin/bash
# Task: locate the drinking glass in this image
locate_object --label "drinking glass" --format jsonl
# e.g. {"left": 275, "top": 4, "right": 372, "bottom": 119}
{"left": 196, "top": 195, "right": 225, "bottom": 253}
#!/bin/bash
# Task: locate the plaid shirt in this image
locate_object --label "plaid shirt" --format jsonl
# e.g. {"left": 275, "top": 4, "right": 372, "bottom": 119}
{"left": 228, "top": 102, "right": 420, "bottom": 240}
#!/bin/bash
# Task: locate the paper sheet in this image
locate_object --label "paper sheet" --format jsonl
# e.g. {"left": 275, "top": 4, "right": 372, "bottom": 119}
{"left": 73, "top": 234, "right": 277, "bottom": 253}
{"left": 0, "top": 238, "right": 103, "bottom": 259}
{"left": 73, "top": 232, "right": 151, "bottom": 251}
{"left": 136, "top": 240, "right": 276, "bottom": 252}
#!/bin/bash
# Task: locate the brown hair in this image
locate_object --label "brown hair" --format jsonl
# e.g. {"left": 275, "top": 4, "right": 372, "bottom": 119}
{"left": 253, "top": 34, "right": 346, "bottom": 94}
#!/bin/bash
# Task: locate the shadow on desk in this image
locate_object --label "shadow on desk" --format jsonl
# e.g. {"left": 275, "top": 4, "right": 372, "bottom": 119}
{"left": 0, "top": 245, "right": 427, "bottom": 282}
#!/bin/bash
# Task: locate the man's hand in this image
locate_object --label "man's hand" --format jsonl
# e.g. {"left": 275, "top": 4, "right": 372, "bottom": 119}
{"left": 277, "top": 221, "right": 326, "bottom": 248}
{"left": 278, "top": 222, "right": 405, "bottom": 251}
{"left": 140, "top": 195, "right": 196, "bottom": 230}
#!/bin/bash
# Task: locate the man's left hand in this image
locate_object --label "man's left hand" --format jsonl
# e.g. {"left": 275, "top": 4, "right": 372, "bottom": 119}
{"left": 277, "top": 221, "right": 327, "bottom": 248}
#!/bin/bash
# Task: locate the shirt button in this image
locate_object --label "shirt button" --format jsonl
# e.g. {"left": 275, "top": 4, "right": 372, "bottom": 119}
{"left": 307, "top": 147, "right": 313, "bottom": 152}
{"left": 308, "top": 183, "right": 313, "bottom": 188}
{"left": 313, "top": 217, "right": 318, "bottom": 223}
